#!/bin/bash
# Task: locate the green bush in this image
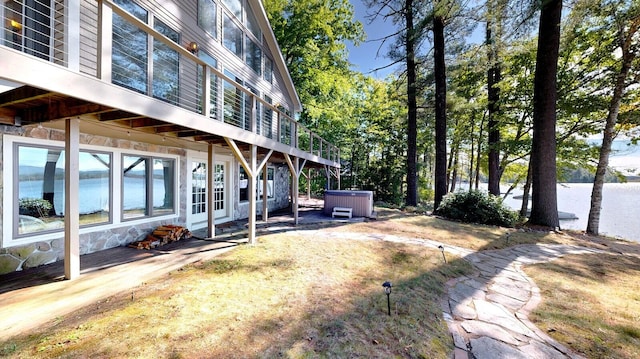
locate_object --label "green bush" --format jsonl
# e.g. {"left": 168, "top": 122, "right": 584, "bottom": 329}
{"left": 18, "top": 198, "right": 53, "bottom": 218}
{"left": 436, "top": 190, "right": 519, "bottom": 227}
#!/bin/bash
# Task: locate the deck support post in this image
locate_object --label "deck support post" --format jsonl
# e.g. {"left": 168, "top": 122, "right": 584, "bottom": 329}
{"left": 262, "top": 165, "right": 269, "bottom": 221}
{"left": 248, "top": 145, "right": 257, "bottom": 244}
{"left": 64, "top": 118, "right": 80, "bottom": 280}
{"left": 225, "top": 139, "right": 272, "bottom": 244}
{"left": 284, "top": 154, "right": 306, "bottom": 225}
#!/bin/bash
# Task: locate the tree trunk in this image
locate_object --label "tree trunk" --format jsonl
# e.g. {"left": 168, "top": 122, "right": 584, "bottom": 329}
{"left": 469, "top": 118, "right": 475, "bottom": 192}
{"left": 474, "top": 114, "right": 485, "bottom": 190}
{"left": 433, "top": 11, "right": 448, "bottom": 211}
{"left": 529, "top": 0, "right": 562, "bottom": 228}
{"left": 487, "top": 19, "right": 501, "bottom": 196}
{"left": 520, "top": 159, "right": 533, "bottom": 218}
{"left": 587, "top": 19, "right": 638, "bottom": 235}
{"left": 405, "top": 0, "right": 418, "bottom": 206}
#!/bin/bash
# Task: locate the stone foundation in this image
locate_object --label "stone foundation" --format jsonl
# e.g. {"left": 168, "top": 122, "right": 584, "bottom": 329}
{"left": 0, "top": 220, "right": 174, "bottom": 274}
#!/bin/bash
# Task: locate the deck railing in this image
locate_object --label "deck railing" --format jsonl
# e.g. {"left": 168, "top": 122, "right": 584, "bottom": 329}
{"left": 0, "top": 0, "right": 340, "bottom": 164}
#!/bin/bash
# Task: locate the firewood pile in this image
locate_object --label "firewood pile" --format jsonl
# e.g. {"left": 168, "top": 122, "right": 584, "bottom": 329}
{"left": 128, "top": 225, "right": 192, "bottom": 250}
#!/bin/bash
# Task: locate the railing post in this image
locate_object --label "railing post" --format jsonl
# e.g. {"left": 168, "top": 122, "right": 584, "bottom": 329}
{"left": 97, "top": 0, "right": 113, "bottom": 82}
{"left": 251, "top": 95, "right": 257, "bottom": 133}
{"left": 276, "top": 111, "right": 281, "bottom": 144}
{"left": 67, "top": 0, "right": 81, "bottom": 71}
{"left": 203, "top": 65, "right": 211, "bottom": 117}
{"left": 293, "top": 122, "right": 298, "bottom": 149}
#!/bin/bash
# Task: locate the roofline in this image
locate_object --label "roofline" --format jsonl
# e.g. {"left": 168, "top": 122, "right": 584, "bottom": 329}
{"left": 248, "top": 0, "right": 302, "bottom": 113}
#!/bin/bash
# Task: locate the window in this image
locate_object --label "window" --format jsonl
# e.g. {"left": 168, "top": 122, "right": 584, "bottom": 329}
{"left": 262, "top": 95, "right": 274, "bottom": 138}
{"left": 239, "top": 166, "right": 249, "bottom": 202}
{"left": 153, "top": 20, "right": 180, "bottom": 104}
{"left": 122, "top": 155, "right": 175, "bottom": 219}
{"left": 191, "top": 162, "right": 207, "bottom": 215}
{"left": 112, "top": 1, "right": 181, "bottom": 101}
{"left": 112, "top": 0, "right": 148, "bottom": 93}
{"left": 223, "top": 71, "right": 245, "bottom": 129}
{"left": 239, "top": 166, "right": 274, "bottom": 202}
{"left": 245, "top": 6, "right": 261, "bottom": 39}
{"left": 263, "top": 57, "right": 273, "bottom": 83}
{"left": 197, "top": 52, "right": 219, "bottom": 119}
{"left": 197, "top": 0, "right": 217, "bottom": 38}
{"left": 223, "top": 14, "right": 242, "bottom": 57}
{"left": 246, "top": 37, "right": 262, "bottom": 76}
{"left": 4, "top": 0, "right": 52, "bottom": 60}
{"left": 15, "top": 144, "right": 111, "bottom": 236}
{"left": 222, "top": 0, "right": 242, "bottom": 18}
{"left": 258, "top": 167, "right": 274, "bottom": 199}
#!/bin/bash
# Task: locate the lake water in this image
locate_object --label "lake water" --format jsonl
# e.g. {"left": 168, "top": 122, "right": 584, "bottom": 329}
{"left": 502, "top": 183, "right": 640, "bottom": 242}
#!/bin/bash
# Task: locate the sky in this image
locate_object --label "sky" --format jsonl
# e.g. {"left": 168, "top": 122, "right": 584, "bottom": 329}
{"left": 346, "top": 0, "right": 398, "bottom": 79}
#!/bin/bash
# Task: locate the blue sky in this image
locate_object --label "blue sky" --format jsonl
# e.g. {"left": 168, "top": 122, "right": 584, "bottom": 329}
{"left": 347, "top": 0, "right": 397, "bottom": 79}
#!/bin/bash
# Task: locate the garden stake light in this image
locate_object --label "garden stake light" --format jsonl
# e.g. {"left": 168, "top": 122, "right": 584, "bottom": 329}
{"left": 438, "top": 245, "right": 447, "bottom": 263}
{"left": 382, "top": 281, "right": 392, "bottom": 315}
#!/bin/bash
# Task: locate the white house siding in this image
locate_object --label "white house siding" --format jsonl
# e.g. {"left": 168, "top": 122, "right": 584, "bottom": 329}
{"left": 79, "top": 1, "right": 98, "bottom": 77}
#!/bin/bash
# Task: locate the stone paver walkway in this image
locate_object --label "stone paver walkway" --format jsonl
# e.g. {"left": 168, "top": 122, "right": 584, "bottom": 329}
{"left": 442, "top": 243, "right": 606, "bottom": 359}
{"left": 310, "top": 229, "right": 606, "bottom": 359}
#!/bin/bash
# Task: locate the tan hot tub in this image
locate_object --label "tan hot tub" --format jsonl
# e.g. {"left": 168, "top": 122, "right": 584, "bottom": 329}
{"left": 323, "top": 190, "right": 374, "bottom": 218}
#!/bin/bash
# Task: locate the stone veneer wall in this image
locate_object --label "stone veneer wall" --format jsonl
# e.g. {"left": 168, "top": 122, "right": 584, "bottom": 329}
{"left": 0, "top": 125, "right": 188, "bottom": 275}
{"left": 234, "top": 165, "right": 291, "bottom": 219}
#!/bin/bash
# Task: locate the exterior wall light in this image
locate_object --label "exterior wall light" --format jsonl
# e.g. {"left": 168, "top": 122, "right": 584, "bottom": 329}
{"left": 10, "top": 19, "right": 22, "bottom": 31}
{"left": 382, "top": 281, "right": 392, "bottom": 316}
{"left": 187, "top": 41, "right": 198, "bottom": 54}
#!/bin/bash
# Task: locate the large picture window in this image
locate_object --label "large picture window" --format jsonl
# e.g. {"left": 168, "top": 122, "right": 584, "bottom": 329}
{"left": 15, "top": 144, "right": 111, "bottom": 236}
{"left": 122, "top": 155, "right": 175, "bottom": 219}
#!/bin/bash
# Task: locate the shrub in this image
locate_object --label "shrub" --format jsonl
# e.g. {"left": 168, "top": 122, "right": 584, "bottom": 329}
{"left": 436, "top": 190, "right": 519, "bottom": 227}
{"left": 18, "top": 198, "right": 53, "bottom": 218}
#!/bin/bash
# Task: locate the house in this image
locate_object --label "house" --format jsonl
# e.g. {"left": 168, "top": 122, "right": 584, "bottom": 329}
{"left": 0, "top": 0, "right": 340, "bottom": 279}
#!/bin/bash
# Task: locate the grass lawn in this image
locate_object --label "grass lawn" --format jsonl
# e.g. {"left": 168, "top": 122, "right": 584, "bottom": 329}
{"left": 525, "top": 253, "right": 640, "bottom": 359}
{"left": 1, "top": 208, "right": 638, "bottom": 358}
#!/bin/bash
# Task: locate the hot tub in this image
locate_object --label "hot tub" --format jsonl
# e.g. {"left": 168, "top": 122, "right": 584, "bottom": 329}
{"left": 323, "top": 190, "right": 374, "bottom": 218}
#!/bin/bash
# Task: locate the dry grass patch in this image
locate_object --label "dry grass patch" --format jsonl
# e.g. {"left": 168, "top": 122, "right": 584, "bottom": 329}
{"left": 336, "top": 208, "right": 578, "bottom": 251}
{"left": 1, "top": 230, "right": 472, "bottom": 358}
{"left": 524, "top": 253, "right": 640, "bottom": 359}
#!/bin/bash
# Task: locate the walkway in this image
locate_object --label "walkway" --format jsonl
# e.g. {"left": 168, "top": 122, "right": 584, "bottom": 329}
{"left": 441, "top": 244, "right": 603, "bottom": 359}
{"left": 309, "top": 230, "right": 604, "bottom": 358}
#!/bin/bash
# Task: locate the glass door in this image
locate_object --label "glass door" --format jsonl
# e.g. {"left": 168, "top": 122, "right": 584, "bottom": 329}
{"left": 188, "top": 157, "right": 228, "bottom": 229}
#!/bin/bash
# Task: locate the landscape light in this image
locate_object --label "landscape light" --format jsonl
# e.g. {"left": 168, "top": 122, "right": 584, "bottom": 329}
{"left": 438, "top": 245, "right": 447, "bottom": 263}
{"left": 382, "top": 281, "right": 392, "bottom": 316}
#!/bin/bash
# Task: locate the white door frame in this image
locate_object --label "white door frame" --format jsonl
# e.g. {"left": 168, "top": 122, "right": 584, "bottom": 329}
{"left": 186, "top": 150, "right": 231, "bottom": 230}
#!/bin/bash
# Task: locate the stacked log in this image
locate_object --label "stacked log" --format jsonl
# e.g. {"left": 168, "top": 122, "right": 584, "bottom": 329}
{"left": 128, "top": 225, "right": 191, "bottom": 250}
